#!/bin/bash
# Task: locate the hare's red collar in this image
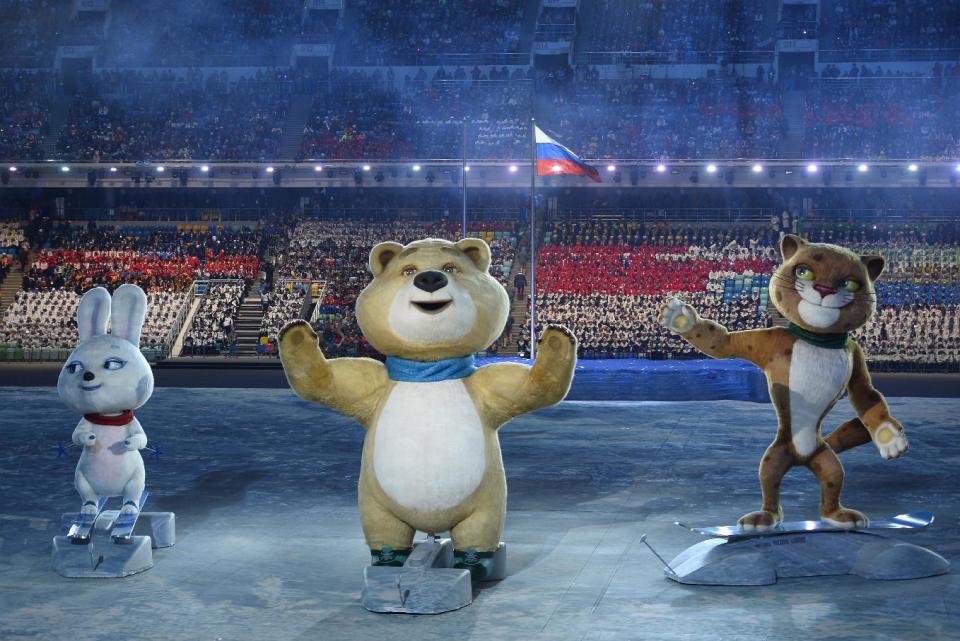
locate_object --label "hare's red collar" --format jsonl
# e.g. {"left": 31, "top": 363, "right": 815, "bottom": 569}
{"left": 84, "top": 410, "right": 134, "bottom": 426}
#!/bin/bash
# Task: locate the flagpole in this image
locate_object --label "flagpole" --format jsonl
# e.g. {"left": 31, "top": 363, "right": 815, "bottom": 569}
{"left": 529, "top": 117, "right": 537, "bottom": 361}
{"left": 461, "top": 120, "right": 468, "bottom": 239}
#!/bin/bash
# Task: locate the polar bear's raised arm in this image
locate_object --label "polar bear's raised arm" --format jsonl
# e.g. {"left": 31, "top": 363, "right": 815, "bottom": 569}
{"left": 469, "top": 325, "right": 577, "bottom": 427}
{"left": 279, "top": 320, "right": 388, "bottom": 427}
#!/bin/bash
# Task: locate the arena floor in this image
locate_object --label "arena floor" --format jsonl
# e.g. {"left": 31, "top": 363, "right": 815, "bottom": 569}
{"left": 1, "top": 388, "right": 957, "bottom": 641}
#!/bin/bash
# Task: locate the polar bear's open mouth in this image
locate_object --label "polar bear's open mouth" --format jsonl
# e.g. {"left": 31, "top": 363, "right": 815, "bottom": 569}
{"left": 412, "top": 300, "right": 453, "bottom": 314}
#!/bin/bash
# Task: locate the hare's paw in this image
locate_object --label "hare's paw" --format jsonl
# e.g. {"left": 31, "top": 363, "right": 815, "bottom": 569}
{"left": 279, "top": 319, "right": 318, "bottom": 349}
{"left": 658, "top": 298, "right": 697, "bottom": 334}
{"left": 538, "top": 324, "right": 577, "bottom": 353}
{"left": 822, "top": 507, "right": 868, "bottom": 529}
{"left": 120, "top": 501, "right": 140, "bottom": 516}
{"left": 74, "top": 430, "right": 96, "bottom": 447}
{"left": 738, "top": 509, "right": 782, "bottom": 532}
{"left": 874, "top": 422, "right": 908, "bottom": 460}
{"left": 80, "top": 501, "right": 100, "bottom": 516}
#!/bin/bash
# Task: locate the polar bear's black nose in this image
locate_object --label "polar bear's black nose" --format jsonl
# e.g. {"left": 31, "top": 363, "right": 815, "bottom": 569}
{"left": 83, "top": 371, "right": 95, "bottom": 382}
{"left": 414, "top": 270, "right": 448, "bottom": 293}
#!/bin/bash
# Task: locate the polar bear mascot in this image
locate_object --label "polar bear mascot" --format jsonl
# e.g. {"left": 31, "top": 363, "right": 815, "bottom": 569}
{"left": 279, "top": 237, "right": 576, "bottom": 579}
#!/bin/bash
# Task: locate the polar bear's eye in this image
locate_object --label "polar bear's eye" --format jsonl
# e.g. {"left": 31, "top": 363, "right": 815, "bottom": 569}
{"left": 103, "top": 358, "right": 126, "bottom": 370}
{"left": 442, "top": 263, "right": 459, "bottom": 274}
{"left": 401, "top": 266, "right": 417, "bottom": 276}
{"left": 67, "top": 361, "right": 84, "bottom": 375}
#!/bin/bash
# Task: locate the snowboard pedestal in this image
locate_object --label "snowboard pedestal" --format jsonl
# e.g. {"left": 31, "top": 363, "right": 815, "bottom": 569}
{"left": 52, "top": 510, "right": 176, "bottom": 578}
{"left": 362, "top": 538, "right": 506, "bottom": 614}
{"left": 667, "top": 528, "right": 949, "bottom": 586}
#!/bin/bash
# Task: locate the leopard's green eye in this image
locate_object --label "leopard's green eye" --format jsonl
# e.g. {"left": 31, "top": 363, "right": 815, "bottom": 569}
{"left": 794, "top": 266, "right": 815, "bottom": 281}
{"left": 840, "top": 279, "right": 862, "bottom": 293}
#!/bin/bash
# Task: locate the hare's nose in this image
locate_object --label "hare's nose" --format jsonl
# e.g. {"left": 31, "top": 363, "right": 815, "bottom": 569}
{"left": 83, "top": 371, "right": 95, "bottom": 382}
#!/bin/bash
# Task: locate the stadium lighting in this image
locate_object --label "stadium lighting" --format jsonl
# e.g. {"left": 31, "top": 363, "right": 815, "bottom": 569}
{"left": 61, "top": 166, "right": 70, "bottom": 172}
{"left": 8, "top": 166, "right": 16, "bottom": 172}
{"left": 655, "top": 164, "right": 666, "bottom": 173}
{"left": 412, "top": 164, "right": 421, "bottom": 172}
{"left": 857, "top": 163, "right": 869, "bottom": 173}
{"left": 908, "top": 163, "right": 918, "bottom": 172}
{"left": 509, "top": 164, "right": 518, "bottom": 173}
{"left": 109, "top": 166, "right": 118, "bottom": 173}
{"left": 313, "top": 165, "right": 322, "bottom": 172}
{"left": 266, "top": 166, "right": 275, "bottom": 173}
{"left": 362, "top": 165, "right": 371, "bottom": 172}
{"left": 156, "top": 166, "right": 165, "bottom": 173}
{"left": 463, "top": 165, "right": 470, "bottom": 172}
{"left": 706, "top": 164, "right": 717, "bottom": 174}
{"left": 607, "top": 164, "right": 616, "bottom": 172}
{"left": 955, "top": 163, "right": 960, "bottom": 173}
{"left": 552, "top": 164, "right": 562, "bottom": 173}
{"left": 806, "top": 163, "right": 818, "bottom": 174}
{"left": 752, "top": 163, "right": 763, "bottom": 173}
{"left": 200, "top": 165, "right": 210, "bottom": 172}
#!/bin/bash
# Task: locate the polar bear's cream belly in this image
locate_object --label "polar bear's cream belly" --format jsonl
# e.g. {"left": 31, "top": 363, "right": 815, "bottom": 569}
{"left": 373, "top": 380, "right": 486, "bottom": 513}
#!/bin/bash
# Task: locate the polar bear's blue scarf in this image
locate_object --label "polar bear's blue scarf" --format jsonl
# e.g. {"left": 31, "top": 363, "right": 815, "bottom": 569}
{"left": 385, "top": 355, "right": 478, "bottom": 382}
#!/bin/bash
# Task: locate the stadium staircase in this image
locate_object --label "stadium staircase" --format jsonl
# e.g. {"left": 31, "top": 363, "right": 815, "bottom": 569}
{"left": 41, "top": 100, "right": 71, "bottom": 159}
{"left": 504, "top": 259, "right": 526, "bottom": 354}
{"left": 278, "top": 94, "right": 314, "bottom": 160}
{"left": 0, "top": 263, "right": 24, "bottom": 317}
{"left": 234, "top": 272, "right": 268, "bottom": 356}
{"left": 778, "top": 90, "right": 806, "bottom": 159}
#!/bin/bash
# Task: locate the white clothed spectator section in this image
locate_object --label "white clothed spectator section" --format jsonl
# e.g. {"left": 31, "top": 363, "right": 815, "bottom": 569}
{"left": 0, "top": 289, "right": 188, "bottom": 351}
{"left": 182, "top": 282, "right": 245, "bottom": 356}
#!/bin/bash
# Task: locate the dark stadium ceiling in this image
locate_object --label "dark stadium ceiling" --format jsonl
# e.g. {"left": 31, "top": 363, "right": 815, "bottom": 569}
{"left": 2, "top": 160, "right": 959, "bottom": 189}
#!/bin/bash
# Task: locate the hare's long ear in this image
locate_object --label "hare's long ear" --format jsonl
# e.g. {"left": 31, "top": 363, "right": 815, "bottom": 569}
{"left": 77, "top": 287, "right": 111, "bottom": 342}
{"left": 110, "top": 284, "right": 147, "bottom": 346}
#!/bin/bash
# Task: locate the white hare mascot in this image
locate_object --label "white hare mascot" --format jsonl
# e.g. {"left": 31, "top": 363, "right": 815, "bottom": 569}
{"left": 58, "top": 284, "right": 154, "bottom": 519}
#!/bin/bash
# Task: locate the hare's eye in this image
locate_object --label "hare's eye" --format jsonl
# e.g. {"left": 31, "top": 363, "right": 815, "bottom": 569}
{"left": 103, "top": 358, "right": 126, "bottom": 371}
{"left": 67, "top": 361, "right": 84, "bottom": 375}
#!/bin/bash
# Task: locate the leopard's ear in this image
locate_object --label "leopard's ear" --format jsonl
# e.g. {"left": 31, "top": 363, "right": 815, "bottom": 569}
{"left": 779, "top": 234, "right": 805, "bottom": 261}
{"left": 861, "top": 254, "right": 884, "bottom": 281}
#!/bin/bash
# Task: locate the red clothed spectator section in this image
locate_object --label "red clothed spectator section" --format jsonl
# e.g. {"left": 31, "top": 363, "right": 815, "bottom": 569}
{"left": 536, "top": 245, "right": 775, "bottom": 296}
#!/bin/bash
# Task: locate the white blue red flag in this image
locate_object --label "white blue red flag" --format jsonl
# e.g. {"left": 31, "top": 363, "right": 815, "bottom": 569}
{"left": 535, "top": 125, "right": 601, "bottom": 182}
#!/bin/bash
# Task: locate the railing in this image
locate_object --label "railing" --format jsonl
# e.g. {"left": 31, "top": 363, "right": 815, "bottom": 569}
{"left": 551, "top": 208, "right": 776, "bottom": 224}
{"left": 819, "top": 48, "right": 960, "bottom": 63}
{"left": 576, "top": 50, "right": 775, "bottom": 65}
{"left": 161, "top": 286, "right": 197, "bottom": 359}
{"left": 63, "top": 208, "right": 270, "bottom": 223}
{"left": 309, "top": 281, "right": 329, "bottom": 323}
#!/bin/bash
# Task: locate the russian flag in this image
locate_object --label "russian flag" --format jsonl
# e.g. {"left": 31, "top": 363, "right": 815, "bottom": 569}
{"left": 535, "top": 126, "right": 601, "bottom": 182}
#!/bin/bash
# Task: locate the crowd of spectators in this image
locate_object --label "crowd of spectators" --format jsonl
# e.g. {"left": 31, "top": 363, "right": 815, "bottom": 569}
{"left": 804, "top": 78, "right": 960, "bottom": 159}
{"left": 577, "top": 0, "right": 770, "bottom": 57}
{"left": 0, "top": 289, "right": 188, "bottom": 350}
{"left": 824, "top": 1, "right": 960, "bottom": 51}
{"left": 103, "top": 0, "right": 302, "bottom": 66}
{"left": 183, "top": 281, "right": 245, "bottom": 355}
{"left": 342, "top": 0, "right": 527, "bottom": 65}
{"left": 0, "top": 70, "right": 53, "bottom": 161}
{"left": 57, "top": 70, "right": 291, "bottom": 161}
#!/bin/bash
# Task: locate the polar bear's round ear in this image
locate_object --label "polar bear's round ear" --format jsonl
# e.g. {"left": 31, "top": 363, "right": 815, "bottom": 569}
{"left": 369, "top": 241, "right": 405, "bottom": 277}
{"left": 455, "top": 238, "right": 492, "bottom": 273}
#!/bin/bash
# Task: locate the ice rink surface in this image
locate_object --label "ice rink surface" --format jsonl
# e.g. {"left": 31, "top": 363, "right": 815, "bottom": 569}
{"left": 0, "top": 387, "right": 957, "bottom": 641}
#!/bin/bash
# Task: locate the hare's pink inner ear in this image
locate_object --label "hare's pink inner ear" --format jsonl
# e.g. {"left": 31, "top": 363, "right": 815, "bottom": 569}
{"left": 861, "top": 254, "right": 884, "bottom": 281}
{"left": 77, "top": 287, "right": 111, "bottom": 342}
{"left": 110, "top": 284, "right": 147, "bottom": 346}
{"left": 455, "top": 238, "right": 492, "bottom": 272}
{"left": 779, "top": 234, "right": 805, "bottom": 261}
{"left": 369, "top": 242, "right": 404, "bottom": 277}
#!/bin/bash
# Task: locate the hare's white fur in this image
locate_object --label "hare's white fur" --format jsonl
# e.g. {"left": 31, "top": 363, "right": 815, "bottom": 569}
{"left": 58, "top": 285, "right": 154, "bottom": 514}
